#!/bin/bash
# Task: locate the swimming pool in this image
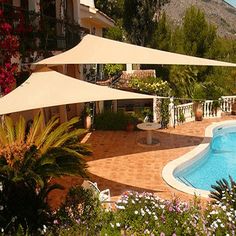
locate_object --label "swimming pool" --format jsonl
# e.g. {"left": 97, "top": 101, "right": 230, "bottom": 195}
{"left": 162, "top": 120, "right": 236, "bottom": 197}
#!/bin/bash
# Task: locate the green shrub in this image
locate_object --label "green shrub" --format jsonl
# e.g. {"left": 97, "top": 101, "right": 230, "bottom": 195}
{"left": 103, "top": 64, "right": 123, "bottom": 78}
{"left": 94, "top": 111, "right": 139, "bottom": 130}
{"left": 52, "top": 185, "right": 105, "bottom": 235}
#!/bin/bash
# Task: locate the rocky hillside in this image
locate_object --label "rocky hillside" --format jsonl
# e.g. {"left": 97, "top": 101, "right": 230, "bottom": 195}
{"left": 163, "top": 0, "right": 236, "bottom": 38}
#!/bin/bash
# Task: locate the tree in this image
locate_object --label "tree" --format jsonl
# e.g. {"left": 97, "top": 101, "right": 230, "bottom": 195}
{"left": 104, "top": 20, "right": 124, "bottom": 41}
{"left": 150, "top": 12, "right": 171, "bottom": 51}
{"left": 94, "top": 0, "right": 124, "bottom": 21}
{"left": 169, "top": 66, "right": 198, "bottom": 98}
{"left": 182, "top": 6, "right": 217, "bottom": 57}
{"left": 0, "top": 113, "right": 91, "bottom": 234}
{"left": 123, "top": 0, "right": 169, "bottom": 46}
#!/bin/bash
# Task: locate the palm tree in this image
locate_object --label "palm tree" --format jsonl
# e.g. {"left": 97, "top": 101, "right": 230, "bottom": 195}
{"left": 210, "top": 176, "right": 236, "bottom": 204}
{"left": 0, "top": 112, "right": 91, "bottom": 233}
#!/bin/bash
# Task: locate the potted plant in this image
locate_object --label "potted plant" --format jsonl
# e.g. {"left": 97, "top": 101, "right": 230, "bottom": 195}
{"left": 193, "top": 102, "right": 203, "bottom": 121}
{"left": 125, "top": 114, "right": 138, "bottom": 132}
{"left": 232, "top": 101, "right": 236, "bottom": 115}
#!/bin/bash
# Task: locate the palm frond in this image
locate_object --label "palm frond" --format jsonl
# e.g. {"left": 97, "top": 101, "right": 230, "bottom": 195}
{"left": 15, "top": 116, "right": 26, "bottom": 144}
{"left": 0, "top": 125, "right": 8, "bottom": 146}
{"left": 26, "top": 112, "right": 43, "bottom": 145}
{"left": 210, "top": 177, "right": 231, "bottom": 201}
{"left": 20, "top": 146, "right": 38, "bottom": 173}
{"left": 39, "top": 147, "right": 88, "bottom": 178}
{"left": 40, "top": 117, "right": 79, "bottom": 153}
{"left": 35, "top": 115, "right": 59, "bottom": 149}
{"left": 4, "top": 116, "right": 15, "bottom": 144}
{"left": 25, "top": 170, "right": 45, "bottom": 188}
{"left": 52, "top": 128, "right": 86, "bottom": 148}
{"left": 40, "top": 183, "right": 64, "bottom": 200}
{"left": 68, "top": 143, "right": 93, "bottom": 156}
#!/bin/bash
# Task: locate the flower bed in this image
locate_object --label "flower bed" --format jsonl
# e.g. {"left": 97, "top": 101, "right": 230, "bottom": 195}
{"left": 45, "top": 187, "right": 236, "bottom": 236}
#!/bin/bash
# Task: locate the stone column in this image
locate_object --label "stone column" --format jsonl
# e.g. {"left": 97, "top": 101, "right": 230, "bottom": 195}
{"left": 126, "top": 64, "right": 132, "bottom": 72}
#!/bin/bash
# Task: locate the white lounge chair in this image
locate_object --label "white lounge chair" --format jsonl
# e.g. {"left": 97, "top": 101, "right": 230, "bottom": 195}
{"left": 81, "top": 180, "right": 111, "bottom": 203}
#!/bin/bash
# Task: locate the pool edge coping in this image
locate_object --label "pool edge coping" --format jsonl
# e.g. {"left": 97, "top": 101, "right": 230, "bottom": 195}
{"left": 162, "top": 120, "right": 236, "bottom": 198}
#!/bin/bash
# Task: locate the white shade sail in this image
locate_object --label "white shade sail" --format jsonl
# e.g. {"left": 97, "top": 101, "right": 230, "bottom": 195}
{"left": 35, "top": 34, "right": 236, "bottom": 67}
{"left": 0, "top": 68, "right": 154, "bottom": 116}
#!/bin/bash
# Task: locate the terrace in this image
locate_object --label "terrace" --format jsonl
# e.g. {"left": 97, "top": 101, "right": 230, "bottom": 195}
{"left": 48, "top": 115, "right": 236, "bottom": 209}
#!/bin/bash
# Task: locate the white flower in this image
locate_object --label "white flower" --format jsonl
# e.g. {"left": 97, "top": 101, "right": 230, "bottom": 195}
{"left": 141, "top": 208, "right": 145, "bottom": 216}
{"left": 116, "top": 222, "right": 121, "bottom": 227}
{"left": 160, "top": 205, "right": 165, "bottom": 209}
{"left": 116, "top": 205, "right": 125, "bottom": 210}
{"left": 221, "top": 205, "right": 227, "bottom": 211}
{"left": 144, "top": 229, "right": 150, "bottom": 234}
{"left": 211, "top": 221, "right": 218, "bottom": 229}
{"left": 220, "top": 223, "right": 224, "bottom": 228}
{"left": 110, "top": 223, "right": 114, "bottom": 228}
{"left": 210, "top": 210, "right": 218, "bottom": 215}
{"left": 134, "top": 210, "right": 138, "bottom": 215}
{"left": 122, "top": 200, "right": 128, "bottom": 204}
{"left": 226, "top": 212, "right": 231, "bottom": 216}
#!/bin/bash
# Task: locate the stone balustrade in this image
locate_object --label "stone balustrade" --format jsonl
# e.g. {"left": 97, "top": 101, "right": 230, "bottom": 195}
{"left": 168, "top": 95, "right": 236, "bottom": 127}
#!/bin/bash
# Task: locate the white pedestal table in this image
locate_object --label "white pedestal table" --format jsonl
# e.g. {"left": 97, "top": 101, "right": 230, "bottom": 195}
{"left": 137, "top": 122, "right": 161, "bottom": 145}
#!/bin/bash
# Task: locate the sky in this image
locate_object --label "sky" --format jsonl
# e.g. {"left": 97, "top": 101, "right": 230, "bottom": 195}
{"left": 225, "top": 0, "right": 236, "bottom": 7}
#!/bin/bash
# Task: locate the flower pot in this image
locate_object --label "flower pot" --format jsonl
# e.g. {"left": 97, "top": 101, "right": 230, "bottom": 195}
{"left": 84, "top": 116, "right": 92, "bottom": 129}
{"left": 195, "top": 108, "right": 203, "bottom": 121}
{"left": 232, "top": 102, "right": 236, "bottom": 115}
{"left": 126, "top": 123, "right": 135, "bottom": 132}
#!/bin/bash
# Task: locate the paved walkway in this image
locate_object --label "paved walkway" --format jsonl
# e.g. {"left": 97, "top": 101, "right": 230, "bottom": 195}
{"left": 48, "top": 116, "right": 235, "bottom": 208}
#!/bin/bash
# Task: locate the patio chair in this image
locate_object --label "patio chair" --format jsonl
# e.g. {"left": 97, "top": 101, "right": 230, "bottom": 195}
{"left": 81, "top": 180, "right": 111, "bottom": 204}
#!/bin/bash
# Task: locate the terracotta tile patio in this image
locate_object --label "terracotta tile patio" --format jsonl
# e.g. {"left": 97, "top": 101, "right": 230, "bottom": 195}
{"left": 48, "top": 116, "right": 235, "bottom": 209}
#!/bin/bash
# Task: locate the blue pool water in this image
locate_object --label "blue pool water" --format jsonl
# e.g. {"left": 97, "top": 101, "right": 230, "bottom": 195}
{"left": 175, "top": 126, "right": 236, "bottom": 191}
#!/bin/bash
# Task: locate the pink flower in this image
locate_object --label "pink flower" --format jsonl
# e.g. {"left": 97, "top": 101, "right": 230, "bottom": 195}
{"left": 4, "top": 87, "right": 11, "bottom": 94}
{"left": 5, "top": 63, "right": 11, "bottom": 69}
{"left": 1, "top": 22, "right": 12, "bottom": 33}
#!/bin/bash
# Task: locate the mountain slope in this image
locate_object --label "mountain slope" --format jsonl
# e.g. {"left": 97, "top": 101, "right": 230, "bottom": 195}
{"left": 163, "top": 0, "right": 236, "bottom": 38}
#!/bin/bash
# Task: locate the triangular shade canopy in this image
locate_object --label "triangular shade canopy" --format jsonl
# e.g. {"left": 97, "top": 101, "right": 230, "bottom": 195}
{"left": 0, "top": 68, "right": 154, "bottom": 115}
{"left": 35, "top": 34, "right": 236, "bottom": 67}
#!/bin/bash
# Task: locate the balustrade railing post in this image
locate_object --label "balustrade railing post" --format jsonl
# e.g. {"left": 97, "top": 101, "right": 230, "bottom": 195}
{"left": 169, "top": 97, "right": 175, "bottom": 127}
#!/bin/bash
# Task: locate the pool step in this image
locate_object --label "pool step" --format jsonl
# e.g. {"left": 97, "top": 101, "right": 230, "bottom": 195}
{"left": 177, "top": 176, "right": 196, "bottom": 188}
